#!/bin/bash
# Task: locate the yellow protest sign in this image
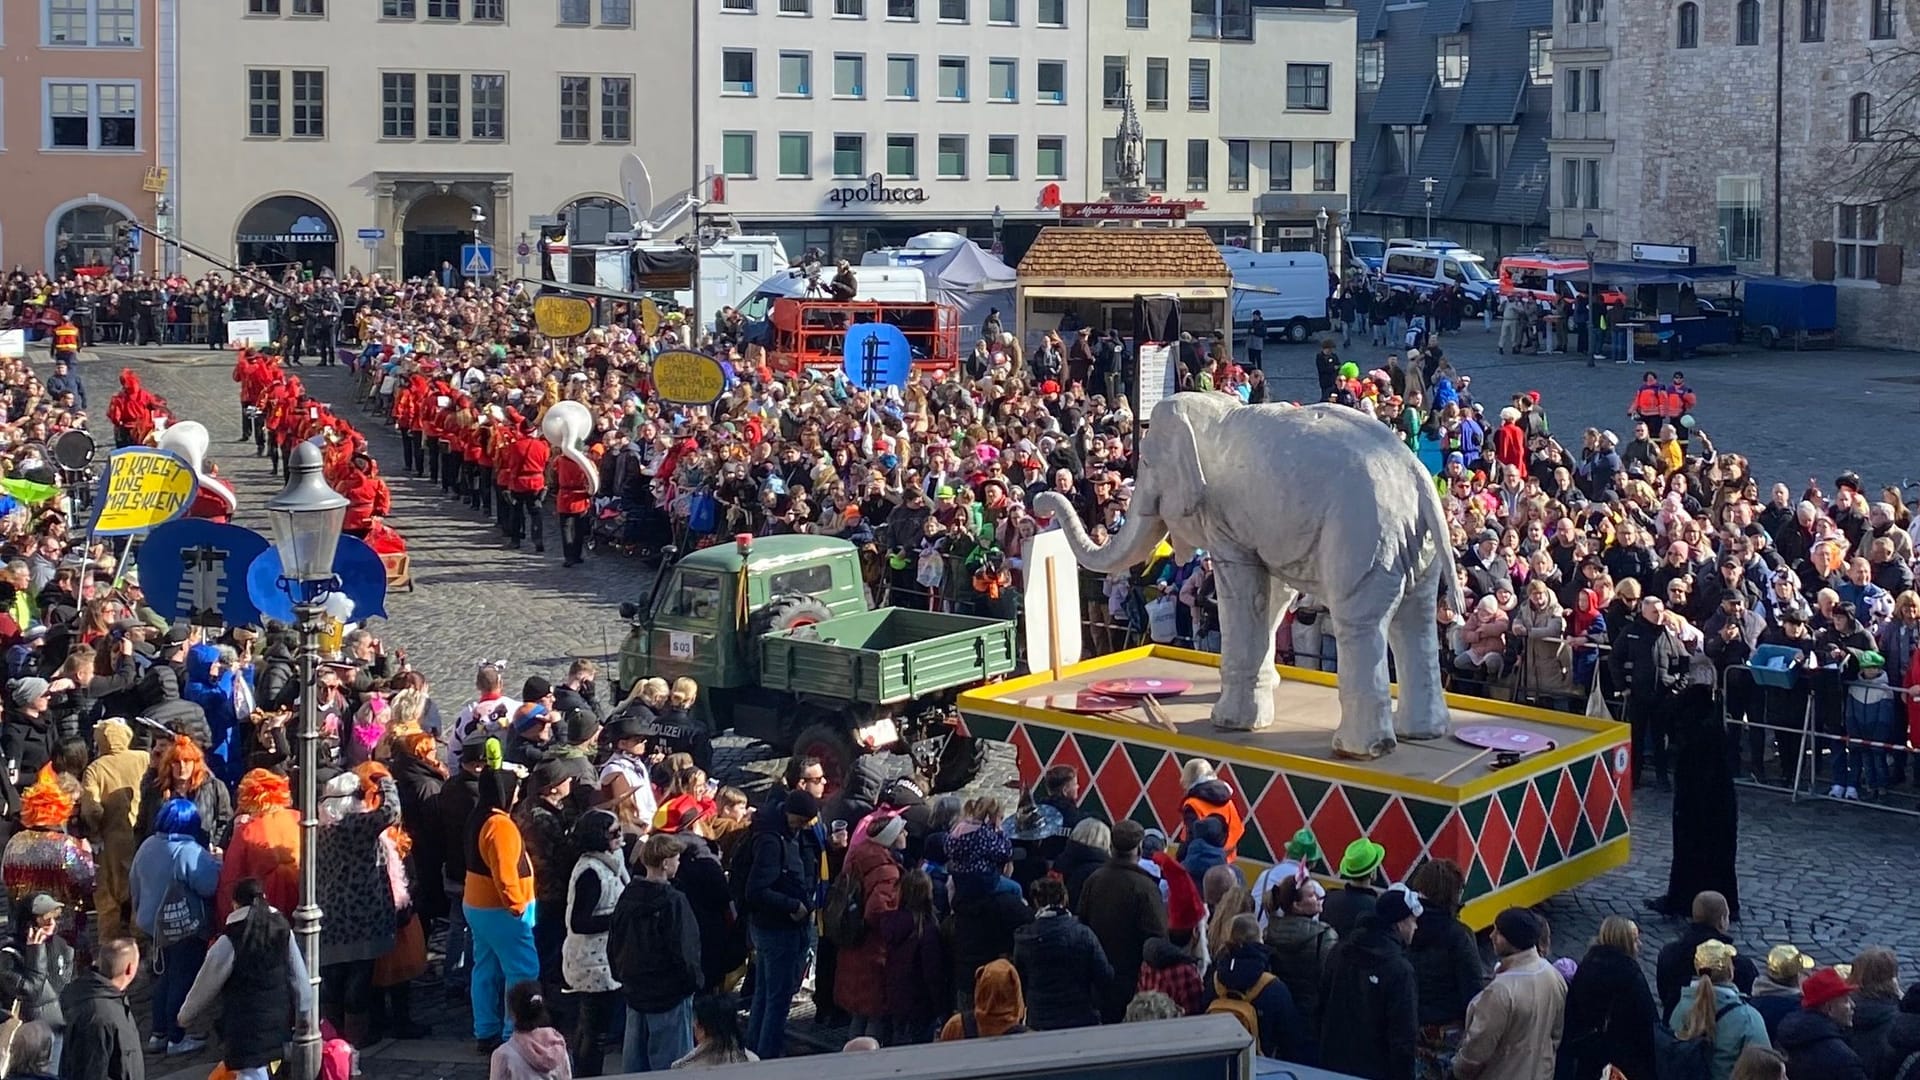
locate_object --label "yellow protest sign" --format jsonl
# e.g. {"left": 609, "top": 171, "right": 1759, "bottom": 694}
{"left": 640, "top": 297, "right": 662, "bottom": 337}
{"left": 652, "top": 350, "right": 727, "bottom": 406}
{"left": 533, "top": 295, "right": 594, "bottom": 339}
{"left": 92, "top": 448, "right": 199, "bottom": 537}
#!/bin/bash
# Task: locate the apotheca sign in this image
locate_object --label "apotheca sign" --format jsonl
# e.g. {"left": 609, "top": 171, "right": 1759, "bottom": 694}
{"left": 828, "top": 173, "right": 928, "bottom": 208}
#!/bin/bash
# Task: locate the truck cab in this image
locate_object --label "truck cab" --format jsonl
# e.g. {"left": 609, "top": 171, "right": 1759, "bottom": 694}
{"left": 620, "top": 535, "right": 867, "bottom": 696}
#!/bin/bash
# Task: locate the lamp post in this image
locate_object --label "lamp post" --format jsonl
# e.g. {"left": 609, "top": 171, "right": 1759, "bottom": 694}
{"left": 264, "top": 440, "right": 348, "bottom": 1080}
{"left": 1421, "top": 176, "right": 1438, "bottom": 241}
{"left": 991, "top": 204, "right": 1005, "bottom": 257}
{"left": 1316, "top": 206, "right": 1330, "bottom": 261}
{"left": 1582, "top": 222, "right": 1599, "bottom": 366}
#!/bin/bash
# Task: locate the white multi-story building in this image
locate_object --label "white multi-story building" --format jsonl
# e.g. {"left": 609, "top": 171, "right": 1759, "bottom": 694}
{"left": 697, "top": 0, "right": 1089, "bottom": 263}
{"left": 174, "top": 0, "right": 694, "bottom": 282}
{"left": 1085, "top": 0, "right": 1357, "bottom": 253}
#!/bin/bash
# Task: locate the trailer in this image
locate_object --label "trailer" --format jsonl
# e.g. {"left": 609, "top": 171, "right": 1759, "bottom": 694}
{"left": 1740, "top": 277, "right": 1838, "bottom": 350}
{"left": 957, "top": 646, "right": 1631, "bottom": 929}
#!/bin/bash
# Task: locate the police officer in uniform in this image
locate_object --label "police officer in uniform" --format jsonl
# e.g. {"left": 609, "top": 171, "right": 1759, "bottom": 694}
{"left": 283, "top": 287, "right": 309, "bottom": 366}
{"left": 309, "top": 283, "right": 342, "bottom": 367}
{"left": 132, "top": 278, "right": 160, "bottom": 346}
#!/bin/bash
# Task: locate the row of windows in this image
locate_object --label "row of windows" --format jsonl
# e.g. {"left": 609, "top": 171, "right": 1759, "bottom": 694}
{"left": 243, "top": 70, "right": 637, "bottom": 143}
{"left": 1676, "top": 0, "right": 1896, "bottom": 44}
{"left": 1355, "top": 32, "right": 1554, "bottom": 92}
{"left": 732, "top": 52, "right": 1069, "bottom": 104}
{"left": 246, "top": 0, "right": 631, "bottom": 23}
{"left": 1379, "top": 124, "right": 1519, "bottom": 177}
{"left": 1560, "top": 67, "right": 1603, "bottom": 113}
{"left": 720, "top": 131, "right": 1064, "bottom": 180}
{"left": 43, "top": 0, "right": 138, "bottom": 47}
{"left": 1100, "top": 58, "right": 1330, "bottom": 112}
{"left": 1100, "top": 137, "right": 1338, "bottom": 193}
{"left": 719, "top": 0, "right": 1064, "bottom": 24}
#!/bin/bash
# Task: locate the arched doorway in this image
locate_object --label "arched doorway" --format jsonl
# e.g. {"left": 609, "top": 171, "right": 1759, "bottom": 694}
{"left": 402, "top": 193, "right": 480, "bottom": 282}
{"left": 560, "top": 196, "right": 632, "bottom": 244}
{"left": 235, "top": 196, "right": 340, "bottom": 277}
{"left": 50, "top": 202, "right": 131, "bottom": 275}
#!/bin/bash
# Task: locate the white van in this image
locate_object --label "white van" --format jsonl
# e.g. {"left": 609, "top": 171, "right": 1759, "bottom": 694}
{"left": 1378, "top": 246, "right": 1498, "bottom": 314}
{"left": 736, "top": 265, "right": 928, "bottom": 320}
{"left": 1222, "top": 248, "right": 1331, "bottom": 343}
{"left": 697, "top": 235, "right": 789, "bottom": 318}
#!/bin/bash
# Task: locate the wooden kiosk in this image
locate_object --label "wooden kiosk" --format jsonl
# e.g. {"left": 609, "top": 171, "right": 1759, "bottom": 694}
{"left": 958, "top": 646, "right": 1632, "bottom": 928}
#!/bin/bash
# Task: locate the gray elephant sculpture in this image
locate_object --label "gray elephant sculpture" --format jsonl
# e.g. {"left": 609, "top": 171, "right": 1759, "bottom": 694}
{"left": 1036, "top": 392, "right": 1462, "bottom": 759}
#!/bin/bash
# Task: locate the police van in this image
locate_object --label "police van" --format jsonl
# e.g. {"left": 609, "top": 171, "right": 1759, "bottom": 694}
{"left": 1378, "top": 243, "right": 1498, "bottom": 315}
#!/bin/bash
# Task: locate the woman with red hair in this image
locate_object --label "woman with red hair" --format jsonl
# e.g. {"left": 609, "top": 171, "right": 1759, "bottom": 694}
{"left": 0, "top": 768, "right": 96, "bottom": 909}
{"left": 136, "top": 737, "right": 234, "bottom": 849}
{"left": 217, "top": 768, "right": 301, "bottom": 923}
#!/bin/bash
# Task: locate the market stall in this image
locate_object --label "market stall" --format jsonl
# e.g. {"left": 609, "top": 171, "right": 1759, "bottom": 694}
{"left": 1014, "top": 227, "right": 1231, "bottom": 352}
{"left": 1592, "top": 260, "right": 1744, "bottom": 357}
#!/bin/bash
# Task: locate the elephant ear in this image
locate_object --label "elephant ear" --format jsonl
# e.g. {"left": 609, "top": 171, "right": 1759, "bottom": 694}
{"left": 1151, "top": 405, "right": 1209, "bottom": 521}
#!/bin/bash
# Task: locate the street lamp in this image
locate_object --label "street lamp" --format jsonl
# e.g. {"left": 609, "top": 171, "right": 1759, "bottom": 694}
{"left": 991, "top": 204, "right": 1005, "bottom": 256}
{"left": 1581, "top": 222, "right": 1600, "bottom": 366}
{"left": 1420, "top": 177, "right": 1438, "bottom": 242}
{"left": 264, "top": 440, "right": 347, "bottom": 1080}
{"left": 1316, "top": 206, "right": 1330, "bottom": 261}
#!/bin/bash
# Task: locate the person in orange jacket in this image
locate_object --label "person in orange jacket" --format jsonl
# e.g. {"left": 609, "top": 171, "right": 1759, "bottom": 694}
{"left": 1630, "top": 371, "right": 1666, "bottom": 433}
{"left": 1662, "top": 369, "right": 1697, "bottom": 444}
{"left": 503, "top": 418, "right": 552, "bottom": 553}
{"left": 554, "top": 442, "right": 597, "bottom": 567}
{"left": 464, "top": 766, "right": 539, "bottom": 1052}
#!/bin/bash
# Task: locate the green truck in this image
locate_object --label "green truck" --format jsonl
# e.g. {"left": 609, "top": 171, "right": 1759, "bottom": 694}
{"left": 616, "top": 534, "right": 1018, "bottom": 790}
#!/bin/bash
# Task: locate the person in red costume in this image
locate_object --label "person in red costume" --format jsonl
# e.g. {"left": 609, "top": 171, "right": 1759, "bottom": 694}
{"left": 490, "top": 411, "right": 517, "bottom": 534}
{"left": 362, "top": 517, "right": 408, "bottom": 557}
{"left": 231, "top": 348, "right": 260, "bottom": 442}
{"left": 503, "top": 417, "right": 552, "bottom": 553}
{"left": 338, "top": 454, "right": 392, "bottom": 538}
{"left": 554, "top": 442, "right": 597, "bottom": 568}
{"left": 106, "top": 370, "right": 161, "bottom": 447}
{"left": 247, "top": 353, "right": 284, "bottom": 456}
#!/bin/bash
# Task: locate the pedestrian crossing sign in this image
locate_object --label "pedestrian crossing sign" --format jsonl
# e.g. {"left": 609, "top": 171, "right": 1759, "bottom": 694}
{"left": 460, "top": 243, "right": 495, "bottom": 277}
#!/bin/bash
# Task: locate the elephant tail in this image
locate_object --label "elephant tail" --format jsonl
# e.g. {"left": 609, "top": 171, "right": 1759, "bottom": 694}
{"left": 1417, "top": 474, "right": 1465, "bottom": 617}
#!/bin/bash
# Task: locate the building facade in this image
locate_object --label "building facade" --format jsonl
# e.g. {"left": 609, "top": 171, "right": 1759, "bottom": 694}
{"left": 1350, "top": 0, "right": 1553, "bottom": 258}
{"left": 696, "top": 0, "right": 1090, "bottom": 264}
{"left": 0, "top": 0, "right": 165, "bottom": 273}
{"left": 174, "top": 0, "right": 694, "bottom": 282}
{"left": 1556, "top": 0, "right": 1914, "bottom": 347}
{"left": 1085, "top": 0, "right": 1357, "bottom": 253}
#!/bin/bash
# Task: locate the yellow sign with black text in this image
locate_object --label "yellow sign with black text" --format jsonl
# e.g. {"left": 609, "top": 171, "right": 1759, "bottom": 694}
{"left": 652, "top": 350, "right": 727, "bottom": 406}
{"left": 533, "top": 295, "right": 594, "bottom": 340}
{"left": 640, "top": 297, "right": 662, "bottom": 337}
{"left": 92, "top": 449, "right": 199, "bottom": 537}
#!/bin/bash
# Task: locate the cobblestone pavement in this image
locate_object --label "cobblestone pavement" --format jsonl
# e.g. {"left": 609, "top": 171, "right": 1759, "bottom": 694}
{"left": 1246, "top": 326, "right": 1920, "bottom": 492}
{"left": 86, "top": 342, "right": 1916, "bottom": 1077}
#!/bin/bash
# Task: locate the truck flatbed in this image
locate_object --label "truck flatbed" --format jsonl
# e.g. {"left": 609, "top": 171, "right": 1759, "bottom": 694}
{"left": 959, "top": 646, "right": 1632, "bottom": 927}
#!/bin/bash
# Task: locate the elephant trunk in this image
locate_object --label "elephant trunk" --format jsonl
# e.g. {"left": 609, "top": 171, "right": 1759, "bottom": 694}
{"left": 1034, "top": 491, "right": 1167, "bottom": 576}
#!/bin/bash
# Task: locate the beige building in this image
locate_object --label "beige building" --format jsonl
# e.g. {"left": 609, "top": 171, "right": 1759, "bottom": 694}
{"left": 1084, "top": 0, "right": 1357, "bottom": 252}
{"left": 174, "top": 0, "right": 694, "bottom": 282}
{"left": 0, "top": 0, "right": 164, "bottom": 272}
{"left": 1551, "top": 0, "right": 1913, "bottom": 345}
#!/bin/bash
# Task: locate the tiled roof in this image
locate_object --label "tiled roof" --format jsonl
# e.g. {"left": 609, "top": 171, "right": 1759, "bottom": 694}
{"left": 1453, "top": 67, "right": 1526, "bottom": 124}
{"left": 1491, "top": 108, "right": 1553, "bottom": 226}
{"left": 1509, "top": 0, "right": 1554, "bottom": 28}
{"left": 1352, "top": 127, "right": 1383, "bottom": 206}
{"left": 1368, "top": 73, "right": 1436, "bottom": 125}
{"left": 1016, "top": 227, "right": 1231, "bottom": 280}
{"left": 1423, "top": 0, "right": 1471, "bottom": 34}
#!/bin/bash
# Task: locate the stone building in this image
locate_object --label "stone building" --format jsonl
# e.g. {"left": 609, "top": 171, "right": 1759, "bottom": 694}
{"left": 1550, "top": 0, "right": 1916, "bottom": 346}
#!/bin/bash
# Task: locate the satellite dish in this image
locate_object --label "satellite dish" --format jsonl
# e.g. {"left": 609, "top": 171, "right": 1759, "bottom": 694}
{"left": 619, "top": 153, "right": 655, "bottom": 224}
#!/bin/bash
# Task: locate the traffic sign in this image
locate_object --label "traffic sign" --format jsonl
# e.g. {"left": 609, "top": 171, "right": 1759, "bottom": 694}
{"left": 517, "top": 241, "right": 532, "bottom": 258}
{"left": 461, "top": 243, "right": 495, "bottom": 277}
{"left": 357, "top": 228, "right": 386, "bottom": 240}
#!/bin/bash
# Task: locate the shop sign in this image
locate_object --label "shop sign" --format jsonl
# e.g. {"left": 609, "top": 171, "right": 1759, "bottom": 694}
{"left": 828, "top": 173, "right": 929, "bottom": 208}
{"left": 1060, "top": 202, "right": 1187, "bottom": 222}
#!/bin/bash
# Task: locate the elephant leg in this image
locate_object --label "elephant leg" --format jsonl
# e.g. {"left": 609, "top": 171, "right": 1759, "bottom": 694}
{"left": 1210, "top": 561, "right": 1279, "bottom": 732}
{"left": 1389, "top": 579, "right": 1452, "bottom": 741}
{"left": 1329, "top": 569, "right": 1400, "bottom": 760}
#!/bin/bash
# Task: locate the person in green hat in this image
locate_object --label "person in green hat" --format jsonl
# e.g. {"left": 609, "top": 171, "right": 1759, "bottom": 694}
{"left": 1322, "top": 837, "right": 1386, "bottom": 938}
{"left": 1840, "top": 647, "right": 1899, "bottom": 799}
{"left": 1252, "top": 829, "right": 1321, "bottom": 927}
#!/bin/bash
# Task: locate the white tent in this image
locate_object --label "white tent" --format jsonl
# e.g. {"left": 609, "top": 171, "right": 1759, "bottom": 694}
{"left": 921, "top": 241, "right": 1017, "bottom": 354}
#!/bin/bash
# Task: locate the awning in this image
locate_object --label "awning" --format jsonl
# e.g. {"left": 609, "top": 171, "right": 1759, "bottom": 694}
{"left": 1020, "top": 284, "right": 1229, "bottom": 300}
{"left": 1590, "top": 262, "right": 1744, "bottom": 286}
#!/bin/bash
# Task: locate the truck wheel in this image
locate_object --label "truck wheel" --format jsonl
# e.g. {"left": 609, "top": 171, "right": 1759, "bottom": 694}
{"left": 1286, "top": 319, "right": 1312, "bottom": 344}
{"left": 1759, "top": 325, "right": 1780, "bottom": 350}
{"left": 1461, "top": 299, "right": 1481, "bottom": 319}
{"left": 791, "top": 722, "right": 859, "bottom": 798}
